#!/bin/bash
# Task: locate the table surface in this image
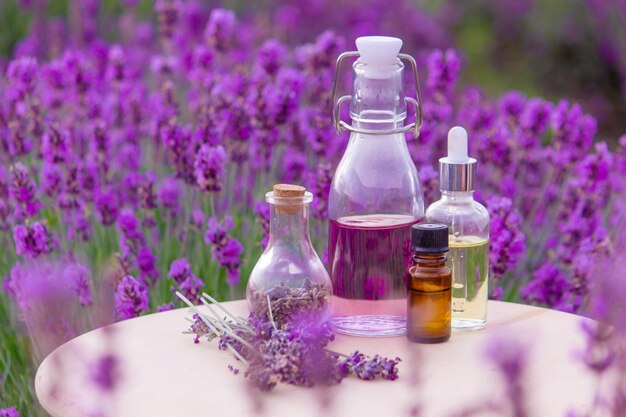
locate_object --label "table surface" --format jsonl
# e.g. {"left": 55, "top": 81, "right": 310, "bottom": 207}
{"left": 36, "top": 300, "right": 597, "bottom": 417}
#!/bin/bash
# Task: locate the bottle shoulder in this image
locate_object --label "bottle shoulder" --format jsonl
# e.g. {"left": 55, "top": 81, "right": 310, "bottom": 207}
{"left": 426, "top": 196, "right": 489, "bottom": 214}
{"left": 425, "top": 196, "right": 490, "bottom": 236}
{"left": 328, "top": 132, "right": 424, "bottom": 219}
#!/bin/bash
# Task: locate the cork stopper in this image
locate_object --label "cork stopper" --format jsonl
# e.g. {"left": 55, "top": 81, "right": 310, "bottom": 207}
{"left": 272, "top": 184, "right": 307, "bottom": 214}
{"left": 273, "top": 184, "right": 306, "bottom": 197}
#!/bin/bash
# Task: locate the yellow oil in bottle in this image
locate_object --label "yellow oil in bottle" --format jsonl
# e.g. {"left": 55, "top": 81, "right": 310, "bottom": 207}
{"left": 448, "top": 236, "right": 489, "bottom": 330}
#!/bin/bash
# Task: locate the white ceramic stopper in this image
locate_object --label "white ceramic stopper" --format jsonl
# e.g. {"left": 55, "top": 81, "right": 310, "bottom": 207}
{"left": 355, "top": 36, "right": 402, "bottom": 79}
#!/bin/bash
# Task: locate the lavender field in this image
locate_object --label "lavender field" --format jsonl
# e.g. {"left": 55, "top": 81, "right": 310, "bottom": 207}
{"left": 1, "top": 1, "right": 626, "bottom": 416}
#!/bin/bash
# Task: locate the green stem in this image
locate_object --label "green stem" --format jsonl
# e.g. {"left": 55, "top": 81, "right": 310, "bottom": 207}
{"left": 208, "top": 193, "right": 216, "bottom": 218}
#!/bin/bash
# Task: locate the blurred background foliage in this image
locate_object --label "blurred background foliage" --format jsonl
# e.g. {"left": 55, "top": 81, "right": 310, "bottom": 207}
{"left": 2, "top": 0, "right": 625, "bottom": 138}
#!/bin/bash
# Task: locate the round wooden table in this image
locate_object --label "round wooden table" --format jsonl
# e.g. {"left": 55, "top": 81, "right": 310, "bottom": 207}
{"left": 36, "top": 300, "right": 596, "bottom": 417}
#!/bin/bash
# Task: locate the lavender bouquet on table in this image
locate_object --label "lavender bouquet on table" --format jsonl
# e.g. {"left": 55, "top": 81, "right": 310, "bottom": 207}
{"left": 176, "top": 291, "right": 400, "bottom": 391}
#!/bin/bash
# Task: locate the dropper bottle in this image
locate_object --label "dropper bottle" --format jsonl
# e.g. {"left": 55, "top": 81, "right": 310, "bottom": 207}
{"left": 425, "top": 126, "right": 489, "bottom": 330}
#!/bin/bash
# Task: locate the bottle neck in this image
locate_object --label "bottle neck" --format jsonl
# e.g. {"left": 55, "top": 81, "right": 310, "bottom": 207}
{"left": 412, "top": 252, "right": 448, "bottom": 267}
{"left": 350, "top": 61, "right": 406, "bottom": 132}
{"left": 352, "top": 117, "right": 404, "bottom": 132}
{"left": 269, "top": 204, "right": 311, "bottom": 245}
{"left": 440, "top": 190, "right": 475, "bottom": 203}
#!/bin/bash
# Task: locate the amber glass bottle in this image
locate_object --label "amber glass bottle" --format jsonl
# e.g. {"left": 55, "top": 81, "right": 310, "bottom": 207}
{"left": 407, "top": 224, "right": 451, "bottom": 343}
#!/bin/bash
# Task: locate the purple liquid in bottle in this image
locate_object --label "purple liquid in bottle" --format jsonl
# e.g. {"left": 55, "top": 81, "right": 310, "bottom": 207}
{"left": 328, "top": 214, "right": 419, "bottom": 336}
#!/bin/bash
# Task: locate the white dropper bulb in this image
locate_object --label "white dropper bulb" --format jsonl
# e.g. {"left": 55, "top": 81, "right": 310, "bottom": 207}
{"left": 447, "top": 126, "right": 469, "bottom": 163}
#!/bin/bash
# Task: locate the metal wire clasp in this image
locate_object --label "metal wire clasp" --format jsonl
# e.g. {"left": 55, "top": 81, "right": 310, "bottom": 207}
{"left": 330, "top": 51, "right": 424, "bottom": 138}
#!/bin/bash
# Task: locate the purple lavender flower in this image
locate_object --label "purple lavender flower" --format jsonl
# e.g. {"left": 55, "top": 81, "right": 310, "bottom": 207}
{"left": 577, "top": 141, "right": 613, "bottom": 197}
{"left": 13, "top": 222, "right": 55, "bottom": 258}
{"left": 4, "top": 125, "right": 34, "bottom": 158}
{"left": 255, "top": 201, "right": 270, "bottom": 249}
{"left": 89, "top": 122, "right": 111, "bottom": 174}
{"left": 521, "top": 261, "right": 569, "bottom": 308}
{"left": 245, "top": 315, "right": 399, "bottom": 390}
{"left": 418, "top": 165, "right": 439, "bottom": 206}
{"left": 550, "top": 100, "right": 596, "bottom": 167}
{"left": 168, "top": 258, "right": 194, "bottom": 285}
{"left": 245, "top": 319, "right": 341, "bottom": 390}
{"left": 66, "top": 212, "right": 92, "bottom": 242}
{"left": 10, "top": 163, "right": 43, "bottom": 219}
{"left": 426, "top": 49, "right": 461, "bottom": 99}
{"left": 114, "top": 275, "right": 150, "bottom": 320}
{"left": 0, "top": 199, "right": 11, "bottom": 232}
{"left": 221, "top": 238, "right": 244, "bottom": 286}
{"left": 205, "top": 216, "right": 243, "bottom": 286}
{"left": 61, "top": 50, "right": 94, "bottom": 95}
{"left": 137, "top": 246, "right": 159, "bottom": 286}
{"left": 282, "top": 148, "right": 307, "bottom": 182}
{"left": 41, "top": 126, "right": 71, "bottom": 163}
{"left": 155, "top": 0, "right": 180, "bottom": 41}
{"left": 258, "top": 39, "right": 287, "bottom": 76}
{"left": 474, "top": 126, "right": 515, "bottom": 175}
{"left": 161, "top": 124, "right": 196, "bottom": 185}
{"left": 179, "top": 273, "right": 205, "bottom": 304}
{"left": 296, "top": 30, "right": 344, "bottom": 73}
{"left": 157, "top": 303, "right": 175, "bottom": 312}
{"left": 308, "top": 161, "right": 333, "bottom": 219}
{"left": 117, "top": 143, "right": 141, "bottom": 171}
{"left": 194, "top": 144, "right": 226, "bottom": 193}
{"left": 0, "top": 167, "right": 12, "bottom": 228}
{"left": 260, "top": 68, "right": 305, "bottom": 126}
{"left": 106, "top": 45, "right": 127, "bottom": 83}
{"left": 138, "top": 171, "right": 159, "bottom": 213}
{"left": 189, "top": 313, "right": 210, "bottom": 343}
{"left": 41, "top": 59, "right": 67, "bottom": 108}
{"left": 122, "top": 171, "right": 143, "bottom": 207}
{"left": 188, "top": 44, "right": 214, "bottom": 79}
{"left": 498, "top": 91, "right": 527, "bottom": 124}
{"left": 95, "top": 188, "right": 120, "bottom": 226}
{"left": 151, "top": 54, "right": 178, "bottom": 78}
{"left": 205, "top": 215, "right": 234, "bottom": 246}
{"left": 0, "top": 407, "right": 19, "bottom": 417}
{"left": 487, "top": 196, "right": 526, "bottom": 280}
{"left": 205, "top": 9, "right": 236, "bottom": 51}
{"left": 39, "top": 162, "right": 63, "bottom": 197}
{"left": 520, "top": 98, "right": 552, "bottom": 137}
{"left": 458, "top": 87, "right": 496, "bottom": 132}
{"left": 117, "top": 208, "right": 145, "bottom": 258}
{"left": 63, "top": 260, "right": 92, "bottom": 306}
{"left": 490, "top": 287, "right": 504, "bottom": 301}
{"left": 556, "top": 143, "right": 612, "bottom": 267}
{"left": 190, "top": 208, "right": 205, "bottom": 229}
{"left": 569, "top": 233, "right": 609, "bottom": 302}
{"left": 6, "top": 56, "right": 38, "bottom": 95}
{"left": 157, "top": 177, "right": 180, "bottom": 216}
{"left": 337, "top": 351, "right": 401, "bottom": 381}
{"left": 179, "top": 0, "right": 206, "bottom": 39}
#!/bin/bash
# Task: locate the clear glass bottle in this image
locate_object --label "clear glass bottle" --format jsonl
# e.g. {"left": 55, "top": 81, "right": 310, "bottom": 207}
{"left": 407, "top": 224, "right": 451, "bottom": 344}
{"left": 425, "top": 127, "right": 489, "bottom": 331}
{"left": 247, "top": 184, "right": 332, "bottom": 325}
{"left": 328, "top": 36, "right": 425, "bottom": 337}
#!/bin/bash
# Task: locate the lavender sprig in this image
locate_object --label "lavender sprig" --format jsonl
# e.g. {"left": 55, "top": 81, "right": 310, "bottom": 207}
{"left": 176, "top": 291, "right": 401, "bottom": 391}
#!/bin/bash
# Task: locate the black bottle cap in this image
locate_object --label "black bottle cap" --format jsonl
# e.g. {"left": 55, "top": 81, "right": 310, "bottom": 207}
{"left": 411, "top": 224, "right": 449, "bottom": 253}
